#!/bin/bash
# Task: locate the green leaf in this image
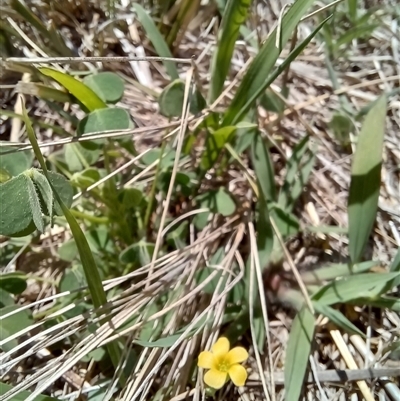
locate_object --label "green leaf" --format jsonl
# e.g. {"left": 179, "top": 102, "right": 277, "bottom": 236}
{"left": 39, "top": 67, "right": 107, "bottom": 112}
{"left": 77, "top": 108, "right": 134, "bottom": 141}
{"left": 0, "top": 272, "right": 27, "bottom": 294}
{"left": 312, "top": 272, "right": 400, "bottom": 306}
{"left": 83, "top": 72, "right": 125, "bottom": 104}
{"left": 208, "top": 0, "right": 251, "bottom": 102}
{"left": 158, "top": 80, "right": 206, "bottom": 117}
{"left": 141, "top": 147, "right": 176, "bottom": 169}
{"left": 348, "top": 95, "right": 387, "bottom": 263}
{"left": 59, "top": 265, "right": 87, "bottom": 293}
{"left": 119, "top": 240, "right": 155, "bottom": 266}
{"left": 0, "top": 174, "right": 34, "bottom": 236}
{"left": 132, "top": 3, "right": 179, "bottom": 80}
{"left": 31, "top": 169, "right": 53, "bottom": 223}
{"left": 0, "top": 289, "right": 15, "bottom": 308}
{"left": 194, "top": 188, "right": 236, "bottom": 230}
{"left": 46, "top": 170, "right": 73, "bottom": 215}
{"left": 201, "top": 126, "right": 237, "bottom": 170}
{"left": 64, "top": 143, "right": 100, "bottom": 172}
{"left": 58, "top": 239, "right": 78, "bottom": 262}
{"left": 223, "top": 5, "right": 328, "bottom": 124}
{"left": 0, "top": 381, "right": 60, "bottom": 401}
{"left": 0, "top": 304, "right": 33, "bottom": 352}
{"left": 0, "top": 143, "right": 32, "bottom": 178}
{"left": 284, "top": 306, "right": 314, "bottom": 401}
{"left": 26, "top": 175, "right": 44, "bottom": 232}
{"left": 314, "top": 303, "right": 365, "bottom": 337}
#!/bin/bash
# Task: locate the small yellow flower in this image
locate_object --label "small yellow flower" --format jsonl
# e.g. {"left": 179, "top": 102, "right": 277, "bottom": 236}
{"left": 198, "top": 337, "right": 248, "bottom": 390}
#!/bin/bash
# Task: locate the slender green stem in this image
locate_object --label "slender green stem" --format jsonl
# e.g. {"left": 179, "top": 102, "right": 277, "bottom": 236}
{"left": 70, "top": 209, "right": 109, "bottom": 224}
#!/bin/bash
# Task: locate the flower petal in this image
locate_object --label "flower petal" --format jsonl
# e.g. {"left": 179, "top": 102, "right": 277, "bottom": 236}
{"left": 204, "top": 369, "right": 228, "bottom": 390}
{"left": 211, "top": 337, "right": 230, "bottom": 356}
{"left": 198, "top": 351, "right": 214, "bottom": 369}
{"left": 228, "top": 364, "right": 248, "bottom": 387}
{"left": 226, "top": 347, "right": 249, "bottom": 364}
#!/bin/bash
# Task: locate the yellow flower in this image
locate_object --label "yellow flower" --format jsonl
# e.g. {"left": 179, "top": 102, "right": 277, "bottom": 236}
{"left": 198, "top": 337, "right": 248, "bottom": 390}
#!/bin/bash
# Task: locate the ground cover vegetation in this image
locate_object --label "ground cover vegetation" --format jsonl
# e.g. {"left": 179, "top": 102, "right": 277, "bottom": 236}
{"left": 0, "top": 0, "right": 399, "bottom": 400}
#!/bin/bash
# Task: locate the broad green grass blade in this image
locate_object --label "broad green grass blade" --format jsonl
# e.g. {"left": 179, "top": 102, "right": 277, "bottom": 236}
{"left": 208, "top": 0, "right": 252, "bottom": 102}
{"left": 223, "top": 1, "right": 324, "bottom": 125}
{"left": 348, "top": 95, "right": 387, "bottom": 263}
{"left": 20, "top": 99, "right": 124, "bottom": 383}
{"left": 132, "top": 3, "right": 179, "bottom": 80}
{"left": 301, "top": 260, "right": 378, "bottom": 284}
{"left": 312, "top": 272, "right": 400, "bottom": 306}
{"left": 251, "top": 132, "right": 276, "bottom": 202}
{"left": 390, "top": 247, "right": 400, "bottom": 272}
{"left": 284, "top": 306, "right": 315, "bottom": 401}
{"left": 39, "top": 67, "right": 107, "bottom": 112}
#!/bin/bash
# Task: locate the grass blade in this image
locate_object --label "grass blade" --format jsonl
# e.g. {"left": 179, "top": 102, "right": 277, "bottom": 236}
{"left": 208, "top": 0, "right": 252, "bottom": 102}
{"left": 0, "top": 382, "right": 59, "bottom": 401}
{"left": 133, "top": 3, "right": 179, "bottom": 80}
{"left": 312, "top": 272, "right": 400, "bottom": 306}
{"left": 284, "top": 306, "right": 315, "bottom": 401}
{"left": 314, "top": 303, "right": 365, "bottom": 337}
{"left": 390, "top": 247, "right": 400, "bottom": 272}
{"left": 223, "top": 1, "right": 325, "bottom": 125}
{"left": 251, "top": 132, "right": 276, "bottom": 202}
{"left": 39, "top": 67, "right": 107, "bottom": 112}
{"left": 348, "top": 95, "right": 387, "bottom": 263}
{"left": 20, "top": 98, "right": 124, "bottom": 383}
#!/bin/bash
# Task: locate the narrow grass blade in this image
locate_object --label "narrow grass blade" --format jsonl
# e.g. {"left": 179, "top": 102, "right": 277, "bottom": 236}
{"left": 362, "top": 297, "right": 400, "bottom": 312}
{"left": 314, "top": 303, "right": 365, "bottom": 337}
{"left": 348, "top": 95, "right": 387, "bottom": 263}
{"left": 312, "top": 272, "right": 400, "bottom": 306}
{"left": 208, "top": 0, "right": 252, "bottom": 102}
{"left": 0, "top": 382, "right": 59, "bottom": 401}
{"left": 20, "top": 98, "right": 124, "bottom": 382}
{"left": 39, "top": 67, "right": 107, "bottom": 112}
{"left": 390, "top": 247, "right": 400, "bottom": 272}
{"left": 256, "top": 194, "right": 274, "bottom": 269}
{"left": 251, "top": 132, "right": 276, "bottom": 202}
{"left": 223, "top": 3, "right": 327, "bottom": 125}
{"left": 133, "top": 3, "right": 179, "bottom": 80}
{"left": 284, "top": 306, "right": 315, "bottom": 401}
{"left": 10, "top": 0, "right": 71, "bottom": 56}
